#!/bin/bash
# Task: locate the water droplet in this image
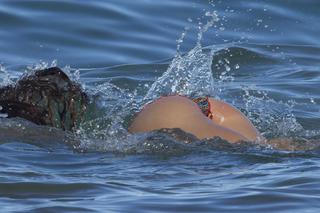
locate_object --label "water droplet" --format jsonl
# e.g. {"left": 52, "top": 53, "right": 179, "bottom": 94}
{"left": 310, "top": 98, "right": 316, "bottom": 104}
{"left": 224, "top": 65, "right": 231, "bottom": 72}
{"left": 51, "top": 59, "right": 58, "bottom": 67}
{"left": 205, "top": 11, "right": 213, "bottom": 17}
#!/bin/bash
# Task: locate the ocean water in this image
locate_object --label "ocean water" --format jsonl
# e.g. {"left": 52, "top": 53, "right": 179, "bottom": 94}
{"left": 1, "top": 0, "right": 320, "bottom": 212}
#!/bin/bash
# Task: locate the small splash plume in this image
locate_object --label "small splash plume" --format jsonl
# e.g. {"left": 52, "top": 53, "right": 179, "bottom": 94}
{"left": 74, "top": 80, "right": 142, "bottom": 152}
{"left": 0, "top": 64, "right": 14, "bottom": 87}
{"left": 237, "top": 85, "right": 304, "bottom": 138}
{"left": 144, "top": 46, "right": 215, "bottom": 100}
{"left": 26, "top": 60, "right": 58, "bottom": 72}
{"left": 144, "top": 11, "right": 220, "bottom": 100}
{"left": 26, "top": 60, "right": 82, "bottom": 83}
{"left": 79, "top": 82, "right": 135, "bottom": 137}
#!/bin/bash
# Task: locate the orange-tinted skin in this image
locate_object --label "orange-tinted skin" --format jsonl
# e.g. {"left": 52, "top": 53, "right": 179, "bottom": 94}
{"left": 129, "top": 95, "right": 263, "bottom": 143}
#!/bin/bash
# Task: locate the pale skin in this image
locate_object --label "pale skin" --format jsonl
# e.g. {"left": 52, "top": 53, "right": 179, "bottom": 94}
{"left": 129, "top": 95, "right": 263, "bottom": 143}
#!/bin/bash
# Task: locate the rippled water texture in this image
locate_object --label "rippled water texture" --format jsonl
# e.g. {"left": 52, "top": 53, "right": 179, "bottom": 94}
{"left": 1, "top": 0, "right": 320, "bottom": 212}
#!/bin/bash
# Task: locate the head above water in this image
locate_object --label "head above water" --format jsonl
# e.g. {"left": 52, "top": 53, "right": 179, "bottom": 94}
{"left": 0, "top": 67, "right": 88, "bottom": 130}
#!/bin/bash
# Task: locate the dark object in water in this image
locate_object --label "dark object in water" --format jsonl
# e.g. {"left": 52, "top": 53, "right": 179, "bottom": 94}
{"left": 0, "top": 67, "right": 88, "bottom": 130}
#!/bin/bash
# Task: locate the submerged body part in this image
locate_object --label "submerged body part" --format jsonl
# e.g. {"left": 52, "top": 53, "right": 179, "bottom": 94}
{"left": 0, "top": 67, "right": 88, "bottom": 130}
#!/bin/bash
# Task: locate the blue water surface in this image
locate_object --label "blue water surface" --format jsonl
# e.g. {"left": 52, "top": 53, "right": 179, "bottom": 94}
{"left": 1, "top": 0, "right": 320, "bottom": 212}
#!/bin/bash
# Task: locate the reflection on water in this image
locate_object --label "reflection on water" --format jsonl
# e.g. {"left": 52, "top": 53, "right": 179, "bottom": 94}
{"left": 1, "top": 0, "right": 320, "bottom": 212}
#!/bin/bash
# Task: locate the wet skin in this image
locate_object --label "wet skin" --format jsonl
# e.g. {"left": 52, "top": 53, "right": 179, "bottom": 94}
{"left": 129, "top": 95, "right": 258, "bottom": 143}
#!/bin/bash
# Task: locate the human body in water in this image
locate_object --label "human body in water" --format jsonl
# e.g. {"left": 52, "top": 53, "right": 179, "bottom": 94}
{"left": 129, "top": 95, "right": 263, "bottom": 143}
{"left": 0, "top": 67, "right": 305, "bottom": 149}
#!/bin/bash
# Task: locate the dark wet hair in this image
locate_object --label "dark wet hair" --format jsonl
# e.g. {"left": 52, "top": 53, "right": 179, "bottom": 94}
{"left": 0, "top": 67, "right": 88, "bottom": 130}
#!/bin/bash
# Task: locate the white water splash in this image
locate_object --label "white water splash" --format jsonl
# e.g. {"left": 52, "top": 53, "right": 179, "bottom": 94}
{"left": 145, "top": 46, "right": 215, "bottom": 100}
{"left": 26, "top": 60, "right": 57, "bottom": 72}
{"left": 74, "top": 81, "right": 141, "bottom": 152}
{"left": 145, "top": 11, "right": 220, "bottom": 100}
{"left": 0, "top": 64, "right": 14, "bottom": 87}
{"left": 238, "top": 85, "right": 303, "bottom": 138}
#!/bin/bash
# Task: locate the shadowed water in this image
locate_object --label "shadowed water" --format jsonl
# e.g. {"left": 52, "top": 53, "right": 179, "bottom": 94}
{"left": 1, "top": 0, "right": 320, "bottom": 212}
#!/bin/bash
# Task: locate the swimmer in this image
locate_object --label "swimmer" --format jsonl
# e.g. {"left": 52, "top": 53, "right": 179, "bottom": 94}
{"left": 1, "top": 67, "right": 299, "bottom": 149}
{"left": 0, "top": 67, "right": 87, "bottom": 130}
{"left": 0, "top": 67, "right": 261, "bottom": 143}
{"left": 129, "top": 95, "right": 263, "bottom": 143}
